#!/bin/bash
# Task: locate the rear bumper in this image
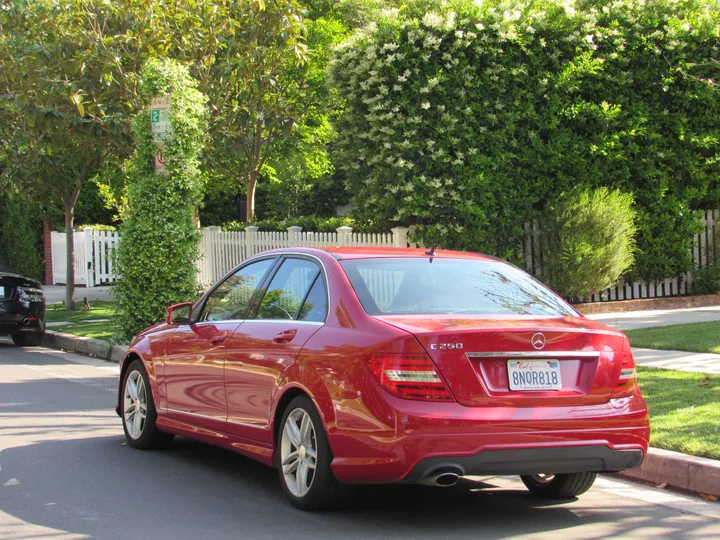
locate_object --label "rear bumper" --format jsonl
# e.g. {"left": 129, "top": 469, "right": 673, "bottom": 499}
{"left": 328, "top": 389, "right": 650, "bottom": 484}
{"left": 0, "top": 316, "right": 45, "bottom": 335}
{"left": 401, "top": 445, "right": 645, "bottom": 484}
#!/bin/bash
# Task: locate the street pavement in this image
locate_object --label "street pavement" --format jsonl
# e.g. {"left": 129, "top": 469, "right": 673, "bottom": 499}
{"left": 1, "top": 341, "right": 718, "bottom": 539}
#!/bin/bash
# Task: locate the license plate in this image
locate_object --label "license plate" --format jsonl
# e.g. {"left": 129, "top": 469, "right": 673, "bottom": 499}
{"left": 507, "top": 359, "right": 562, "bottom": 391}
{"left": 0, "top": 287, "right": 4, "bottom": 299}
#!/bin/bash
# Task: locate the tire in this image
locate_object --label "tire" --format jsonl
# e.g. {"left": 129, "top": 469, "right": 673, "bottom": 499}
{"left": 275, "top": 395, "right": 354, "bottom": 511}
{"left": 121, "top": 359, "right": 174, "bottom": 450}
{"left": 520, "top": 472, "right": 597, "bottom": 498}
{"left": 11, "top": 331, "right": 44, "bottom": 347}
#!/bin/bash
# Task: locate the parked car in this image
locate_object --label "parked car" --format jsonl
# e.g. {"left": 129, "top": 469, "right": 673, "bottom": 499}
{"left": 0, "top": 261, "right": 46, "bottom": 346}
{"left": 116, "top": 248, "right": 649, "bottom": 510}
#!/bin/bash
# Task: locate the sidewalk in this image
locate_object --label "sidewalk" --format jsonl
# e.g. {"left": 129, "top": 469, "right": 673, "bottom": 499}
{"left": 43, "top": 285, "right": 114, "bottom": 304}
{"left": 586, "top": 306, "right": 720, "bottom": 374}
{"left": 587, "top": 305, "right": 720, "bottom": 331}
{"left": 632, "top": 348, "right": 720, "bottom": 375}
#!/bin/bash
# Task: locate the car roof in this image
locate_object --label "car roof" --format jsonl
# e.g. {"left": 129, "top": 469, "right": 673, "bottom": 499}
{"left": 262, "top": 246, "right": 502, "bottom": 262}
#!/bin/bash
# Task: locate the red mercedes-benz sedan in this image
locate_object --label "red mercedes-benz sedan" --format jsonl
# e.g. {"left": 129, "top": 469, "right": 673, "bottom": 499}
{"left": 116, "top": 247, "right": 649, "bottom": 510}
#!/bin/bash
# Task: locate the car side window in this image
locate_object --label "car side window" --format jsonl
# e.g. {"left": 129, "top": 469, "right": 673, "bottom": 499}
{"left": 200, "top": 258, "right": 276, "bottom": 322}
{"left": 298, "top": 275, "right": 328, "bottom": 322}
{"left": 256, "top": 258, "right": 320, "bottom": 320}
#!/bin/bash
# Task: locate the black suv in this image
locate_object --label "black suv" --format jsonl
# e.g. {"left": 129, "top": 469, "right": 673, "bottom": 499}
{"left": 0, "top": 260, "right": 46, "bottom": 346}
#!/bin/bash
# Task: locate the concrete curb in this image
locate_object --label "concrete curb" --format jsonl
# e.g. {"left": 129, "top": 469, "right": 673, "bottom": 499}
{"left": 42, "top": 330, "right": 128, "bottom": 363}
{"left": 621, "top": 447, "right": 720, "bottom": 497}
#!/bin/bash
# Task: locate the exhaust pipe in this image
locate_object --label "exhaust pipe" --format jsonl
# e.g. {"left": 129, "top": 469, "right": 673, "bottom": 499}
{"left": 434, "top": 472, "right": 460, "bottom": 487}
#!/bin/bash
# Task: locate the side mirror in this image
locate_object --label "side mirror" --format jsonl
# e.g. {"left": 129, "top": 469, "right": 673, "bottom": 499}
{"left": 167, "top": 302, "right": 193, "bottom": 325}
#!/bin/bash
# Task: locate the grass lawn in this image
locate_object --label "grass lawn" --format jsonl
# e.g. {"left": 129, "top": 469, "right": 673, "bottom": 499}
{"left": 46, "top": 300, "right": 116, "bottom": 323}
{"left": 52, "top": 320, "right": 116, "bottom": 341}
{"left": 46, "top": 300, "right": 117, "bottom": 341}
{"left": 626, "top": 321, "right": 720, "bottom": 354}
{"left": 637, "top": 367, "right": 720, "bottom": 459}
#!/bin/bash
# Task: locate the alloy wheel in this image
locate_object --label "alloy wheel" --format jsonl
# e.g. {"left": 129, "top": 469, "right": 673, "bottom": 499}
{"left": 123, "top": 370, "right": 147, "bottom": 440}
{"left": 280, "top": 408, "right": 318, "bottom": 498}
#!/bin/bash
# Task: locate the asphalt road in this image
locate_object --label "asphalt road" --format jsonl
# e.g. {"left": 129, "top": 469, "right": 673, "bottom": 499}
{"left": 1, "top": 341, "right": 719, "bottom": 540}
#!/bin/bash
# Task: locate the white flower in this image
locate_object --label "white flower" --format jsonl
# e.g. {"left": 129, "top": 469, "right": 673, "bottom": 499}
{"left": 585, "top": 34, "right": 594, "bottom": 44}
{"left": 422, "top": 12, "right": 444, "bottom": 30}
{"left": 421, "top": 102, "right": 431, "bottom": 109}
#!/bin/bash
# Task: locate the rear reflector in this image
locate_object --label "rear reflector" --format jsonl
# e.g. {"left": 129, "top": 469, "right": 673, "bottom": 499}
{"left": 612, "top": 346, "right": 638, "bottom": 399}
{"left": 366, "top": 354, "right": 454, "bottom": 401}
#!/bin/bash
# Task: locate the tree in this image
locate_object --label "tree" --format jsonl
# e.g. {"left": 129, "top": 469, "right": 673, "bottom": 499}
{"left": 0, "top": 0, "right": 145, "bottom": 308}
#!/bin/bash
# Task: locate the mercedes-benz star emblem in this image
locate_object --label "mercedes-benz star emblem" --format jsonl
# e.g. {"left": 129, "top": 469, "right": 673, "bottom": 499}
{"left": 531, "top": 333, "right": 546, "bottom": 350}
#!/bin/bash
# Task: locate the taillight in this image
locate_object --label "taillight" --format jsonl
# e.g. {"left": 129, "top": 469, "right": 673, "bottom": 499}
{"left": 366, "top": 354, "right": 455, "bottom": 402}
{"left": 612, "top": 341, "right": 638, "bottom": 399}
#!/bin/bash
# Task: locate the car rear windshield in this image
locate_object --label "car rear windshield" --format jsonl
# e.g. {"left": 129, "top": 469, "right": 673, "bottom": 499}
{"left": 339, "top": 257, "right": 576, "bottom": 317}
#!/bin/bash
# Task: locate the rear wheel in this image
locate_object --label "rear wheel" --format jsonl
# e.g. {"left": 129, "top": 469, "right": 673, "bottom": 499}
{"left": 521, "top": 472, "right": 597, "bottom": 498}
{"left": 121, "top": 360, "right": 174, "bottom": 450}
{"left": 276, "top": 395, "right": 353, "bottom": 511}
{"left": 11, "top": 331, "right": 44, "bottom": 347}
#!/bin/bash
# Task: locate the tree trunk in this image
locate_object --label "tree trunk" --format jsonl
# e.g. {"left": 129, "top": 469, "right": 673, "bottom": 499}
{"left": 64, "top": 202, "right": 76, "bottom": 310}
{"left": 245, "top": 172, "right": 257, "bottom": 223}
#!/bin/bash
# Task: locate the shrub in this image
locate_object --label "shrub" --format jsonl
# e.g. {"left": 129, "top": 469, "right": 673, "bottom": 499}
{"left": 113, "top": 59, "right": 207, "bottom": 342}
{"left": 693, "top": 262, "right": 720, "bottom": 294}
{"left": 543, "top": 188, "right": 637, "bottom": 302}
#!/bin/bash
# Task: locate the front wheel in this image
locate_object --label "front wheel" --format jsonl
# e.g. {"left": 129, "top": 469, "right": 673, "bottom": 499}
{"left": 521, "top": 472, "right": 597, "bottom": 498}
{"left": 276, "top": 395, "right": 353, "bottom": 511}
{"left": 121, "top": 360, "right": 174, "bottom": 450}
{"left": 11, "top": 331, "right": 44, "bottom": 347}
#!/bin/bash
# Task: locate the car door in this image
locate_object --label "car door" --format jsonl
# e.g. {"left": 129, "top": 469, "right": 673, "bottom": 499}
{"left": 164, "top": 257, "right": 278, "bottom": 433}
{"left": 224, "top": 256, "right": 328, "bottom": 443}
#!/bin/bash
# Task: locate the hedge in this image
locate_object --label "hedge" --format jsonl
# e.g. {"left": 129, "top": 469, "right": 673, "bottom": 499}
{"left": 328, "top": 0, "right": 720, "bottom": 280}
{"left": 113, "top": 59, "right": 207, "bottom": 342}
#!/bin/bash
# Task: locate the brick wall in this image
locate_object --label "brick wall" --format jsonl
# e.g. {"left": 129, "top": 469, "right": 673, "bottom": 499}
{"left": 42, "top": 220, "right": 53, "bottom": 285}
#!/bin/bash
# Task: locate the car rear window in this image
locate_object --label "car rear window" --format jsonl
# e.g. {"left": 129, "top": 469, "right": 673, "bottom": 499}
{"left": 339, "top": 257, "right": 576, "bottom": 317}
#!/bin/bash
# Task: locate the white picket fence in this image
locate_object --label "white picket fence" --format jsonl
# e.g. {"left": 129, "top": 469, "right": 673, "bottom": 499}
{"left": 51, "top": 228, "right": 120, "bottom": 286}
{"left": 521, "top": 208, "right": 720, "bottom": 302}
{"left": 196, "top": 225, "right": 404, "bottom": 284}
{"left": 51, "top": 225, "right": 406, "bottom": 287}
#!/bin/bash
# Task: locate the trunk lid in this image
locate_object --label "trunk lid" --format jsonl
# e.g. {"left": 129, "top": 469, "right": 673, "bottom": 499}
{"left": 375, "top": 315, "right": 625, "bottom": 407}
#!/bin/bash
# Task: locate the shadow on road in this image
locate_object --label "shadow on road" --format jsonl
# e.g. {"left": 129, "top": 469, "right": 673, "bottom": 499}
{"left": 0, "top": 435, "right": 712, "bottom": 540}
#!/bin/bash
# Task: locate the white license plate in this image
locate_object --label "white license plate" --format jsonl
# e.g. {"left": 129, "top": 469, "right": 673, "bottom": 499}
{"left": 508, "top": 359, "right": 562, "bottom": 391}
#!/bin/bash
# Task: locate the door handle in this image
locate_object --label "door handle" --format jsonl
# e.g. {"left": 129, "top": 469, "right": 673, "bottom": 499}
{"left": 210, "top": 333, "right": 227, "bottom": 345}
{"left": 272, "top": 329, "right": 297, "bottom": 344}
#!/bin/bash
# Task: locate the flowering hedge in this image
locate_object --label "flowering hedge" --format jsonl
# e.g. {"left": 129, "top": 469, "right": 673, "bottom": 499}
{"left": 329, "top": 0, "right": 720, "bottom": 279}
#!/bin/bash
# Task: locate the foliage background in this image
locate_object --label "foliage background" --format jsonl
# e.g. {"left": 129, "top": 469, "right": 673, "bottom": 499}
{"left": 329, "top": 0, "right": 720, "bottom": 280}
{"left": 0, "top": 195, "right": 44, "bottom": 280}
